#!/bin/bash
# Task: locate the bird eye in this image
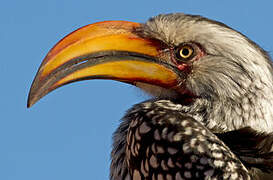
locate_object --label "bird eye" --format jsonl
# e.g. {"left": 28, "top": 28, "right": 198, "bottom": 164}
{"left": 175, "top": 45, "right": 194, "bottom": 61}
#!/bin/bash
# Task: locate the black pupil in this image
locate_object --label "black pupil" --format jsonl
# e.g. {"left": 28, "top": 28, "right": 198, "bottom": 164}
{"left": 182, "top": 48, "right": 189, "bottom": 56}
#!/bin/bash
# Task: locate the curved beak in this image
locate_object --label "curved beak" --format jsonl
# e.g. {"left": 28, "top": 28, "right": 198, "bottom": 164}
{"left": 27, "top": 21, "right": 182, "bottom": 107}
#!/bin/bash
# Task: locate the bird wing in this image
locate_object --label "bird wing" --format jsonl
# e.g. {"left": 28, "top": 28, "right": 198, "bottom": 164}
{"left": 216, "top": 127, "right": 273, "bottom": 173}
{"left": 111, "top": 100, "right": 251, "bottom": 180}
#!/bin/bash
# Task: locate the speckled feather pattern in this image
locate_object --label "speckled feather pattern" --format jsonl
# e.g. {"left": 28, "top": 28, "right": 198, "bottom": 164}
{"left": 111, "top": 100, "right": 251, "bottom": 180}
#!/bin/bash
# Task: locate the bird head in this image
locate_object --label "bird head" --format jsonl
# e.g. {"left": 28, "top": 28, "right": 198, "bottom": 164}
{"left": 28, "top": 13, "right": 273, "bottom": 132}
{"left": 141, "top": 14, "right": 273, "bottom": 100}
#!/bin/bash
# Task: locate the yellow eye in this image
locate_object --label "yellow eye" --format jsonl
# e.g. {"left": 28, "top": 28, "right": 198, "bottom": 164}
{"left": 176, "top": 45, "right": 194, "bottom": 60}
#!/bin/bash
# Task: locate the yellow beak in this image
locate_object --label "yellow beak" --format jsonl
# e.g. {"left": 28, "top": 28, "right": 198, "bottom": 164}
{"left": 27, "top": 21, "right": 181, "bottom": 107}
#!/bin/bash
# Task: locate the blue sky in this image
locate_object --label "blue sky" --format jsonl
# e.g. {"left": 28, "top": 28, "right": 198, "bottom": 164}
{"left": 1, "top": 1, "right": 273, "bottom": 179}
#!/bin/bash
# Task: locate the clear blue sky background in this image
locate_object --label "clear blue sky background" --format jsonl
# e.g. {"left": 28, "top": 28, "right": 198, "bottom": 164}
{"left": 1, "top": 1, "right": 273, "bottom": 179}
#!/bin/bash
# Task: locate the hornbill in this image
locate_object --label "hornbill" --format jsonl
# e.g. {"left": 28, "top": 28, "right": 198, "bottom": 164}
{"left": 28, "top": 13, "right": 273, "bottom": 179}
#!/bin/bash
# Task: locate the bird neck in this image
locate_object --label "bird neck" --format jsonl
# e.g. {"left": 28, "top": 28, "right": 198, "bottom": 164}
{"left": 190, "top": 86, "right": 273, "bottom": 133}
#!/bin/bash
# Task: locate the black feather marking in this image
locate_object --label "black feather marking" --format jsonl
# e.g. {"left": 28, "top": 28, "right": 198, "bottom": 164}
{"left": 216, "top": 127, "right": 273, "bottom": 172}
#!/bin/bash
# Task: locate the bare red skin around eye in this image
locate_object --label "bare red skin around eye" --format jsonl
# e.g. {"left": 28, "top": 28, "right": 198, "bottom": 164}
{"left": 177, "top": 64, "right": 189, "bottom": 70}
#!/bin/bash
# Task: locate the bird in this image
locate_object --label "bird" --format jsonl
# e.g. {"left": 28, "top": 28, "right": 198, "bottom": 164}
{"left": 27, "top": 13, "right": 273, "bottom": 179}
